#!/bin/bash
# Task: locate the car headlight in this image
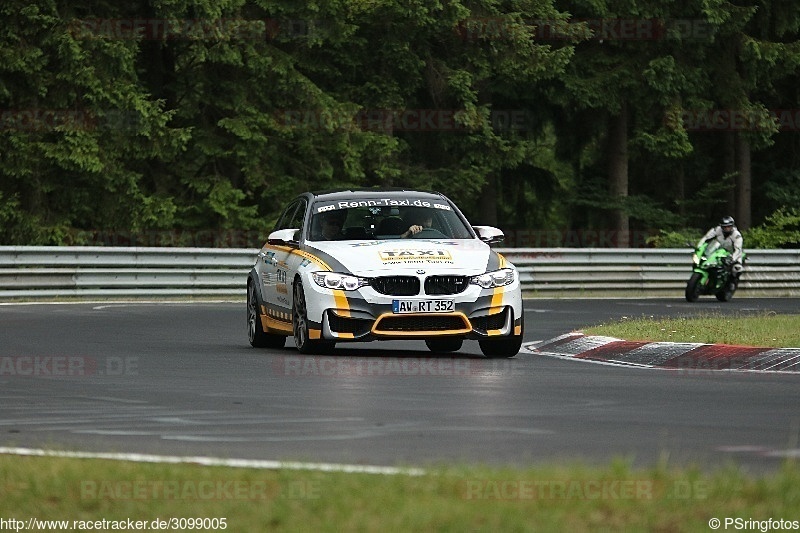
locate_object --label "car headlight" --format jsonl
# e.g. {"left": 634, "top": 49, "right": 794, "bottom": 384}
{"left": 312, "top": 272, "right": 369, "bottom": 291}
{"left": 470, "top": 268, "right": 515, "bottom": 289}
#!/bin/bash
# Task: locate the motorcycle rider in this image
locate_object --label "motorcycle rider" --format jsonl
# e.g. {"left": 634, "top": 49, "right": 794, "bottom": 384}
{"left": 698, "top": 216, "right": 744, "bottom": 281}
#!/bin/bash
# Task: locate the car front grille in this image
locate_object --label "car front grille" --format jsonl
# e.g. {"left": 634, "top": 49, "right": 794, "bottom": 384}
{"left": 370, "top": 276, "right": 420, "bottom": 296}
{"left": 373, "top": 314, "right": 471, "bottom": 334}
{"left": 424, "top": 275, "right": 469, "bottom": 295}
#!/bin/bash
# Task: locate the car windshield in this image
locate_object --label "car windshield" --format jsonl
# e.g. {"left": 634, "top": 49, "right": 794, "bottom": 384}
{"left": 308, "top": 197, "right": 474, "bottom": 241}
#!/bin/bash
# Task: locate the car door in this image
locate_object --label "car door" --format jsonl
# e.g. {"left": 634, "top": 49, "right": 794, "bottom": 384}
{"left": 260, "top": 198, "right": 307, "bottom": 324}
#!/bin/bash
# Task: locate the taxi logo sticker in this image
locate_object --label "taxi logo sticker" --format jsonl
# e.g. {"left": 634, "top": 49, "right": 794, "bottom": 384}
{"left": 379, "top": 249, "right": 453, "bottom": 264}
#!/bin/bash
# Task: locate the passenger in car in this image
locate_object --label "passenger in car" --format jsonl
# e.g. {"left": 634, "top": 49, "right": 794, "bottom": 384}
{"left": 376, "top": 216, "right": 407, "bottom": 236}
{"left": 315, "top": 210, "right": 347, "bottom": 240}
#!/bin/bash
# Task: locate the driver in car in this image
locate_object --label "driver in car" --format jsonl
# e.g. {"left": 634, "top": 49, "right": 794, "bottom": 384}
{"left": 401, "top": 209, "right": 433, "bottom": 238}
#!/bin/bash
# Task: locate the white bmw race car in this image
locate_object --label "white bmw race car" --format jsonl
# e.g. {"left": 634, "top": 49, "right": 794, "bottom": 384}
{"left": 247, "top": 189, "right": 523, "bottom": 357}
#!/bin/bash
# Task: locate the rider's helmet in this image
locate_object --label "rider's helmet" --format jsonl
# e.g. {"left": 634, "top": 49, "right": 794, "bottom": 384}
{"left": 720, "top": 216, "right": 735, "bottom": 237}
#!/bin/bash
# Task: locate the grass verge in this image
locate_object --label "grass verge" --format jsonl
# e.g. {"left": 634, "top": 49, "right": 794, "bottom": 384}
{"left": 583, "top": 313, "right": 800, "bottom": 347}
{"left": 2, "top": 454, "right": 799, "bottom": 531}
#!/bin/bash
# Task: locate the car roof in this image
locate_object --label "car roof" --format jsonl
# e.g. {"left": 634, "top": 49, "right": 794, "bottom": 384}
{"left": 306, "top": 188, "right": 448, "bottom": 202}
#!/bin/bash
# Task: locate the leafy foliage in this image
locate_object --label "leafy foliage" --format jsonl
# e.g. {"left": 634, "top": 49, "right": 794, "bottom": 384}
{"left": 0, "top": 0, "right": 798, "bottom": 247}
{"left": 745, "top": 207, "right": 800, "bottom": 249}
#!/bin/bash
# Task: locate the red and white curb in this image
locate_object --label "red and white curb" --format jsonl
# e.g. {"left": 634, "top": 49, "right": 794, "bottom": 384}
{"left": 523, "top": 333, "right": 800, "bottom": 373}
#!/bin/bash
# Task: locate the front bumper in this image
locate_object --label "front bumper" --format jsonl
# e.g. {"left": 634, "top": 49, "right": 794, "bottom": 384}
{"left": 303, "top": 274, "right": 523, "bottom": 342}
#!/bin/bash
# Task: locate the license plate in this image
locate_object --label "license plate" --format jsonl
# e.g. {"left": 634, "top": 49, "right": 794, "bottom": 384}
{"left": 392, "top": 299, "right": 454, "bottom": 313}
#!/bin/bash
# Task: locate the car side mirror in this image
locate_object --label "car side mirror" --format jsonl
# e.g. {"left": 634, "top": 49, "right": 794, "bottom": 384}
{"left": 473, "top": 225, "right": 505, "bottom": 245}
{"left": 267, "top": 228, "right": 300, "bottom": 247}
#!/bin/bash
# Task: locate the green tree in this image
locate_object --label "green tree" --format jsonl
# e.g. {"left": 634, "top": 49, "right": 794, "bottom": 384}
{"left": 0, "top": 0, "right": 186, "bottom": 244}
{"left": 1, "top": 0, "right": 798, "bottom": 248}
{"left": 283, "top": 0, "right": 574, "bottom": 229}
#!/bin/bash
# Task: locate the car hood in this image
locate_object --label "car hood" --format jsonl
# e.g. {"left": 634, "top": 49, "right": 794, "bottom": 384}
{"left": 305, "top": 239, "right": 502, "bottom": 276}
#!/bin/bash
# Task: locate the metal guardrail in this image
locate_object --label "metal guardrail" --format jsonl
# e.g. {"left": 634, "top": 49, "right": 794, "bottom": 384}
{"left": 0, "top": 246, "right": 798, "bottom": 299}
{"left": 0, "top": 246, "right": 252, "bottom": 299}
{"left": 510, "top": 248, "right": 800, "bottom": 296}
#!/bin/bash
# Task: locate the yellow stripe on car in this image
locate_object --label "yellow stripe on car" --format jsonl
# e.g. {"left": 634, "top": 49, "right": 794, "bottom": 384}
{"left": 264, "top": 244, "right": 333, "bottom": 272}
{"left": 333, "top": 290, "right": 350, "bottom": 317}
{"left": 489, "top": 252, "right": 509, "bottom": 308}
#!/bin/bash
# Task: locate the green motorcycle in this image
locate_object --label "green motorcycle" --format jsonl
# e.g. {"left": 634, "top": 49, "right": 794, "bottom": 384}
{"left": 685, "top": 240, "right": 742, "bottom": 302}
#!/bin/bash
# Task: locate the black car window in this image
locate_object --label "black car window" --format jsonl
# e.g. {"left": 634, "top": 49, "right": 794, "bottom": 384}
{"left": 275, "top": 199, "right": 307, "bottom": 233}
{"left": 286, "top": 199, "right": 307, "bottom": 233}
{"left": 274, "top": 201, "right": 298, "bottom": 231}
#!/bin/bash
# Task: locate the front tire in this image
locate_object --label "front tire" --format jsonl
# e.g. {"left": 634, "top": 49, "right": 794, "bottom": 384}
{"left": 715, "top": 279, "right": 736, "bottom": 302}
{"left": 248, "top": 282, "right": 286, "bottom": 349}
{"left": 479, "top": 335, "right": 522, "bottom": 358}
{"left": 292, "top": 280, "right": 334, "bottom": 354}
{"left": 685, "top": 272, "right": 702, "bottom": 302}
{"left": 479, "top": 307, "right": 524, "bottom": 358}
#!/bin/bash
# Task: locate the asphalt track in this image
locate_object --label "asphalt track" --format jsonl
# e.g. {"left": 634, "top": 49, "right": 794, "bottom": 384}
{"left": 1, "top": 298, "right": 799, "bottom": 473}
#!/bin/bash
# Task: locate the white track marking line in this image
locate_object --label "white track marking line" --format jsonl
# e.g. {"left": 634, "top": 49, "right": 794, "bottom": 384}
{"left": 0, "top": 446, "right": 426, "bottom": 476}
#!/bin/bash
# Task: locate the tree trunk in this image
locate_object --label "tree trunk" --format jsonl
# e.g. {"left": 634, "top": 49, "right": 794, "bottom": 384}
{"left": 722, "top": 131, "right": 736, "bottom": 215}
{"left": 675, "top": 160, "right": 685, "bottom": 217}
{"left": 478, "top": 176, "right": 497, "bottom": 227}
{"left": 735, "top": 133, "right": 751, "bottom": 230}
{"left": 607, "top": 102, "right": 629, "bottom": 247}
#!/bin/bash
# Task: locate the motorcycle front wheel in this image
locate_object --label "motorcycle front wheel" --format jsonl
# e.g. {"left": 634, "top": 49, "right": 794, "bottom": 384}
{"left": 685, "top": 272, "right": 702, "bottom": 302}
{"left": 715, "top": 279, "right": 736, "bottom": 302}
